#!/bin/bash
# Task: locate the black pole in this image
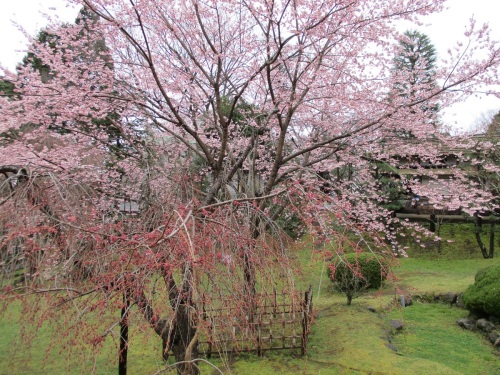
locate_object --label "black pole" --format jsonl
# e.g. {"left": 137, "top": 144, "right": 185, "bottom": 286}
{"left": 119, "top": 291, "right": 130, "bottom": 375}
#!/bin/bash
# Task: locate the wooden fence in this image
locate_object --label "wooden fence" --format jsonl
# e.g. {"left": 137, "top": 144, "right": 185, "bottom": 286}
{"left": 198, "top": 286, "right": 313, "bottom": 357}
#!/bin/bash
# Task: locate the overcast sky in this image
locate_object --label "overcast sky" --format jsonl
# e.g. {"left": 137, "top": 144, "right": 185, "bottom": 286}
{"left": 1, "top": 0, "right": 500, "bottom": 131}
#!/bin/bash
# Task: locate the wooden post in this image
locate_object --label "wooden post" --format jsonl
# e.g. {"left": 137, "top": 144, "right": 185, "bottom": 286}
{"left": 202, "top": 296, "right": 213, "bottom": 359}
{"left": 273, "top": 288, "right": 277, "bottom": 317}
{"left": 302, "top": 285, "right": 313, "bottom": 356}
{"left": 301, "top": 290, "right": 307, "bottom": 356}
{"left": 257, "top": 314, "right": 262, "bottom": 356}
{"left": 269, "top": 315, "right": 273, "bottom": 348}
{"left": 282, "top": 311, "right": 286, "bottom": 349}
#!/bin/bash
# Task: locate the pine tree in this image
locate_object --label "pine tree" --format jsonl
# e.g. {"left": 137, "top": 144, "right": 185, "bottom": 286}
{"left": 393, "top": 30, "right": 439, "bottom": 128}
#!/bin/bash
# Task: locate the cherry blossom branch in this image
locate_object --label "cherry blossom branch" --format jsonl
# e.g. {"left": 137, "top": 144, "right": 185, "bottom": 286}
{"left": 199, "top": 188, "right": 287, "bottom": 212}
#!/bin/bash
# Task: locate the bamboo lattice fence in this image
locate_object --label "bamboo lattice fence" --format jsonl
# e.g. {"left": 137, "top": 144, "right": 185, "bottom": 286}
{"left": 197, "top": 286, "right": 313, "bottom": 357}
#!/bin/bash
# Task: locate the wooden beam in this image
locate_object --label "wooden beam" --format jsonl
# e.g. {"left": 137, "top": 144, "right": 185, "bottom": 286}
{"left": 396, "top": 213, "right": 499, "bottom": 224}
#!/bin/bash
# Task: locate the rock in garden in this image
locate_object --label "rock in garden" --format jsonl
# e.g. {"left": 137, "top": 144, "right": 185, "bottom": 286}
{"left": 400, "top": 294, "right": 412, "bottom": 307}
{"left": 457, "top": 318, "right": 477, "bottom": 331}
{"left": 442, "top": 292, "right": 458, "bottom": 305}
{"left": 488, "top": 331, "right": 499, "bottom": 344}
{"left": 476, "top": 318, "right": 495, "bottom": 332}
{"left": 489, "top": 315, "right": 500, "bottom": 324}
{"left": 390, "top": 319, "right": 404, "bottom": 331}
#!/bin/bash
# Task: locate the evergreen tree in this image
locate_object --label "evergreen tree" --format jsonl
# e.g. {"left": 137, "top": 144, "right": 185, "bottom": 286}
{"left": 0, "top": 79, "right": 16, "bottom": 98}
{"left": 394, "top": 30, "right": 437, "bottom": 88}
{"left": 392, "top": 30, "right": 439, "bottom": 129}
{"left": 487, "top": 110, "right": 500, "bottom": 137}
{"left": 19, "top": 8, "right": 135, "bottom": 157}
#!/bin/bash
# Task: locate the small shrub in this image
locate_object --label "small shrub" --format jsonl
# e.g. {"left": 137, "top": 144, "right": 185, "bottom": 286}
{"left": 462, "top": 264, "right": 500, "bottom": 317}
{"left": 328, "top": 253, "right": 386, "bottom": 305}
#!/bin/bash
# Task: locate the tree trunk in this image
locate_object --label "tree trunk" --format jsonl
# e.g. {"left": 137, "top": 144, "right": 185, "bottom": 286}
{"left": 170, "top": 305, "right": 199, "bottom": 375}
{"left": 159, "top": 268, "right": 200, "bottom": 375}
{"left": 488, "top": 222, "right": 495, "bottom": 259}
{"left": 474, "top": 216, "right": 494, "bottom": 259}
{"left": 436, "top": 216, "right": 442, "bottom": 253}
{"left": 429, "top": 214, "right": 436, "bottom": 233}
{"left": 244, "top": 213, "right": 262, "bottom": 324}
{"left": 243, "top": 251, "right": 257, "bottom": 320}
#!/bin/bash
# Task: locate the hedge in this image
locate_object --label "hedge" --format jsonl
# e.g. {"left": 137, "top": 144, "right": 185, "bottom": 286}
{"left": 462, "top": 264, "right": 500, "bottom": 317}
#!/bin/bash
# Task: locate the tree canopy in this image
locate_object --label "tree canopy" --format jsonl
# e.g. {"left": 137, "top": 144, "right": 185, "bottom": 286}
{"left": 1, "top": 1, "right": 499, "bottom": 373}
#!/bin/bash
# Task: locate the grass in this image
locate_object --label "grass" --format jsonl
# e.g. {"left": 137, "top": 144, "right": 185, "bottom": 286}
{"left": 0, "top": 233, "right": 499, "bottom": 374}
{"left": 0, "top": 301, "right": 163, "bottom": 374}
{"left": 386, "top": 302, "right": 498, "bottom": 375}
{"left": 393, "top": 257, "right": 499, "bottom": 294}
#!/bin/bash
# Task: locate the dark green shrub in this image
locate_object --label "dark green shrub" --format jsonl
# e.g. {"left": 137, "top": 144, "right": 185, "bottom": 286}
{"left": 462, "top": 264, "right": 500, "bottom": 317}
{"left": 328, "top": 253, "right": 387, "bottom": 305}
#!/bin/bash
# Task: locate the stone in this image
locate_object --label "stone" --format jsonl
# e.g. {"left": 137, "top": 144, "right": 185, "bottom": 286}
{"left": 489, "top": 315, "right": 500, "bottom": 324}
{"left": 400, "top": 294, "right": 413, "bottom": 307}
{"left": 488, "top": 331, "right": 499, "bottom": 344}
{"left": 476, "top": 318, "right": 496, "bottom": 332}
{"left": 495, "top": 338, "right": 500, "bottom": 348}
{"left": 457, "top": 318, "right": 477, "bottom": 331}
{"left": 414, "top": 294, "right": 434, "bottom": 303}
{"left": 390, "top": 319, "right": 404, "bottom": 331}
{"left": 442, "top": 292, "right": 458, "bottom": 305}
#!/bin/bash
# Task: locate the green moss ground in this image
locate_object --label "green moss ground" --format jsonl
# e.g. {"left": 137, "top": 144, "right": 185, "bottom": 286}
{"left": 386, "top": 302, "right": 497, "bottom": 375}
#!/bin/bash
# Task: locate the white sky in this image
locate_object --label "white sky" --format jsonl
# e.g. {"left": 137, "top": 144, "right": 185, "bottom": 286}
{"left": 1, "top": 0, "right": 500, "bottom": 131}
